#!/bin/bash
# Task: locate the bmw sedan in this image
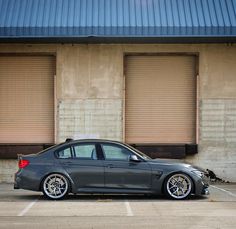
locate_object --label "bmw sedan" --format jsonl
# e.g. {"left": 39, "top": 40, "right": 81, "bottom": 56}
{"left": 14, "top": 139, "right": 209, "bottom": 200}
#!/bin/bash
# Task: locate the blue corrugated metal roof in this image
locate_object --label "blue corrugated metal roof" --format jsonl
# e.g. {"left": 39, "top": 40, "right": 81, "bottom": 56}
{"left": 0, "top": 0, "right": 235, "bottom": 42}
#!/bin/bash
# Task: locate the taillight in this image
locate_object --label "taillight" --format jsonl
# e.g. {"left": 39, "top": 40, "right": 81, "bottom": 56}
{"left": 19, "top": 159, "right": 30, "bottom": 169}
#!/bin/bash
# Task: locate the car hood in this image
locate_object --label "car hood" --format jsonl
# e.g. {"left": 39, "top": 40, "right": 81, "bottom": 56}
{"left": 147, "top": 158, "right": 206, "bottom": 172}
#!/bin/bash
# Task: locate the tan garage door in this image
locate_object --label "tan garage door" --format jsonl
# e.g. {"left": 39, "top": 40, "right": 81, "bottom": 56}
{"left": 125, "top": 55, "right": 196, "bottom": 144}
{"left": 0, "top": 55, "right": 55, "bottom": 143}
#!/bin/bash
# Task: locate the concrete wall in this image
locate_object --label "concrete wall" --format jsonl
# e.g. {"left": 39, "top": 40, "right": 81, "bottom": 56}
{"left": 0, "top": 43, "right": 236, "bottom": 182}
{"left": 56, "top": 45, "right": 123, "bottom": 142}
{"left": 0, "top": 160, "right": 17, "bottom": 183}
{"left": 189, "top": 45, "right": 236, "bottom": 182}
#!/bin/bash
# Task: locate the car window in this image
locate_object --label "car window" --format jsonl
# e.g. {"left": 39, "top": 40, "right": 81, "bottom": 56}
{"left": 101, "top": 144, "right": 131, "bottom": 161}
{"left": 73, "top": 144, "right": 97, "bottom": 160}
{"left": 57, "top": 147, "right": 72, "bottom": 159}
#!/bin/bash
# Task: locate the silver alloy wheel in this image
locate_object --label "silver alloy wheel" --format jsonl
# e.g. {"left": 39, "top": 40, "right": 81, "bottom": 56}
{"left": 166, "top": 173, "right": 192, "bottom": 199}
{"left": 43, "top": 174, "right": 69, "bottom": 199}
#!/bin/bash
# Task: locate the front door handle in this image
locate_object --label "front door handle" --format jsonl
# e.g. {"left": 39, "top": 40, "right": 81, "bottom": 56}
{"left": 107, "top": 164, "right": 114, "bottom": 168}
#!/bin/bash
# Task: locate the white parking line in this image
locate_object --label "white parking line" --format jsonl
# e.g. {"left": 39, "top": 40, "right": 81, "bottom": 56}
{"left": 211, "top": 185, "right": 236, "bottom": 198}
{"left": 125, "top": 200, "right": 134, "bottom": 216}
{"left": 17, "top": 197, "right": 39, "bottom": 216}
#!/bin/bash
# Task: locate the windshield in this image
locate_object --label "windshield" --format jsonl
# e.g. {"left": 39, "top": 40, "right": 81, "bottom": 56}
{"left": 125, "top": 144, "right": 151, "bottom": 160}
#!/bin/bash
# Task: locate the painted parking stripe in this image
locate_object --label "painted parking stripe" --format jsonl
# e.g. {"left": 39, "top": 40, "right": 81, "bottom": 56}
{"left": 125, "top": 200, "right": 134, "bottom": 216}
{"left": 17, "top": 197, "right": 39, "bottom": 216}
{"left": 211, "top": 185, "right": 236, "bottom": 198}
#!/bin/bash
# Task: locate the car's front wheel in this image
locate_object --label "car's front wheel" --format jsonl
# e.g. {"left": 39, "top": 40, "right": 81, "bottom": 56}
{"left": 42, "top": 173, "right": 69, "bottom": 200}
{"left": 164, "top": 173, "right": 193, "bottom": 200}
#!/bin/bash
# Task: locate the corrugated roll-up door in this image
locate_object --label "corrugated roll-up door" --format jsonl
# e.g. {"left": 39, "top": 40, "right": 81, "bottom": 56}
{"left": 0, "top": 55, "right": 55, "bottom": 143}
{"left": 125, "top": 55, "right": 196, "bottom": 144}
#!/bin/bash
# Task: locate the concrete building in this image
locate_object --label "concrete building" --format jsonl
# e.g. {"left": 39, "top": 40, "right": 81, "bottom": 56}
{"left": 0, "top": 0, "right": 236, "bottom": 182}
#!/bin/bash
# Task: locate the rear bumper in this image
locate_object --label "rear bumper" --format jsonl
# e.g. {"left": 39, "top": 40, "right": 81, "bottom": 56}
{"left": 14, "top": 172, "right": 20, "bottom": 189}
{"left": 14, "top": 170, "right": 41, "bottom": 191}
{"left": 14, "top": 183, "right": 19, "bottom": 189}
{"left": 14, "top": 172, "right": 22, "bottom": 189}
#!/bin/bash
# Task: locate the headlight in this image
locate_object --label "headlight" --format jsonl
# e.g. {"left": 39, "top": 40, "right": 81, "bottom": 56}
{"left": 191, "top": 170, "right": 204, "bottom": 178}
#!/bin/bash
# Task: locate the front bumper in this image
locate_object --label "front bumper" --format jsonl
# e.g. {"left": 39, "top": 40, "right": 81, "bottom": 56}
{"left": 201, "top": 184, "right": 210, "bottom": 195}
{"left": 194, "top": 174, "right": 210, "bottom": 196}
{"left": 201, "top": 174, "right": 210, "bottom": 195}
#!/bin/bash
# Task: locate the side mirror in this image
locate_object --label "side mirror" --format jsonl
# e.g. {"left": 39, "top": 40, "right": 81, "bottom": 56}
{"left": 129, "top": 154, "right": 141, "bottom": 162}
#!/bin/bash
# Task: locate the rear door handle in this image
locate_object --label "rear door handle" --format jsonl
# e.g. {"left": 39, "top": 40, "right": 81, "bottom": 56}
{"left": 107, "top": 164, "right": 114, "bottom": 168}
{"left": 63, "top": 161, "right": 73, "bottom": 165}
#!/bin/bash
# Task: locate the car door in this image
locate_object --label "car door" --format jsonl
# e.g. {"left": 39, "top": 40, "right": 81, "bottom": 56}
{"left": 100, "top": 143, "right": 152, "bottom": 190}
{"left": 57, "top": 143, "right": 104, "bottom": 191}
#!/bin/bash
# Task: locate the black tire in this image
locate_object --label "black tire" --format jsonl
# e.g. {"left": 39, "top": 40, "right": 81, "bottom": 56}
{"left": 164, "top": 173, "right": 193, "bottom": 200}
{"left": 42, "top": 173, "right": 70, "bottom": 200}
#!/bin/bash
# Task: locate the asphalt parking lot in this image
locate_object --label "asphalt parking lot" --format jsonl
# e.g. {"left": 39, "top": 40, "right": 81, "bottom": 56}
{"left": 0, "top": 183, "right": 236, "bottom": 229}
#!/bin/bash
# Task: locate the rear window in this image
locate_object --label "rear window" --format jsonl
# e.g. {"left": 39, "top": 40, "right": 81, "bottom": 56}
{"left": 37, "top": 143, "right": 63, "bottom": 155}
{"left": 56, "top": 147, "right": 72, "bottom": 159}
{"left": 73, "top": 144, "right": 97, "bottom": 160}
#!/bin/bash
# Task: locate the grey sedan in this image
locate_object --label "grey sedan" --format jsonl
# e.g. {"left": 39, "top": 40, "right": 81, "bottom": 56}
{"left": 14, "top": 139, "right": 209, "bottom": 200}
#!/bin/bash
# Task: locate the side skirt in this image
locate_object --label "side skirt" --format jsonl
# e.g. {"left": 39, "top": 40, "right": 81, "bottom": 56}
{"left": 77, "top": 187, "right": 155, "bottom": 194}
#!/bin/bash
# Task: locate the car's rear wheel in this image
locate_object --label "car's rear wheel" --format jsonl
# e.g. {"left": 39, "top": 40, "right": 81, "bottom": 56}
{"left": 164, "top": 173, "right": 193, "bottom": 200}
{"left": 42, "top": 173, "right": 69, "bottom": 200}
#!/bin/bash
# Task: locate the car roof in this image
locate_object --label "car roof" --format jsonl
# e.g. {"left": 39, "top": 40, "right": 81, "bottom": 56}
{"left": 59, "top": 139, "right": 127, "bottom": 148}
{"left": 64, "top": 139, "right": 124, "bottom": 144}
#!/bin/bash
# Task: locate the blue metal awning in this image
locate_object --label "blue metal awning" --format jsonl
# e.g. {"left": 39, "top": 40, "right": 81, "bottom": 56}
{"left": 0, "top": 0, "right": 235, "bottom": 43}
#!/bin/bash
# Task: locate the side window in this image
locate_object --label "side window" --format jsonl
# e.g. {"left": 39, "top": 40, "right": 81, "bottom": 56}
{"left": 101, "top": 144, "right": 131, "bottom": 161}
{"left": 57, "top": 147, "right": 72, "bottom": 159}
{"left": 73, "top": 144, "right": 97, "bottom": 160}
